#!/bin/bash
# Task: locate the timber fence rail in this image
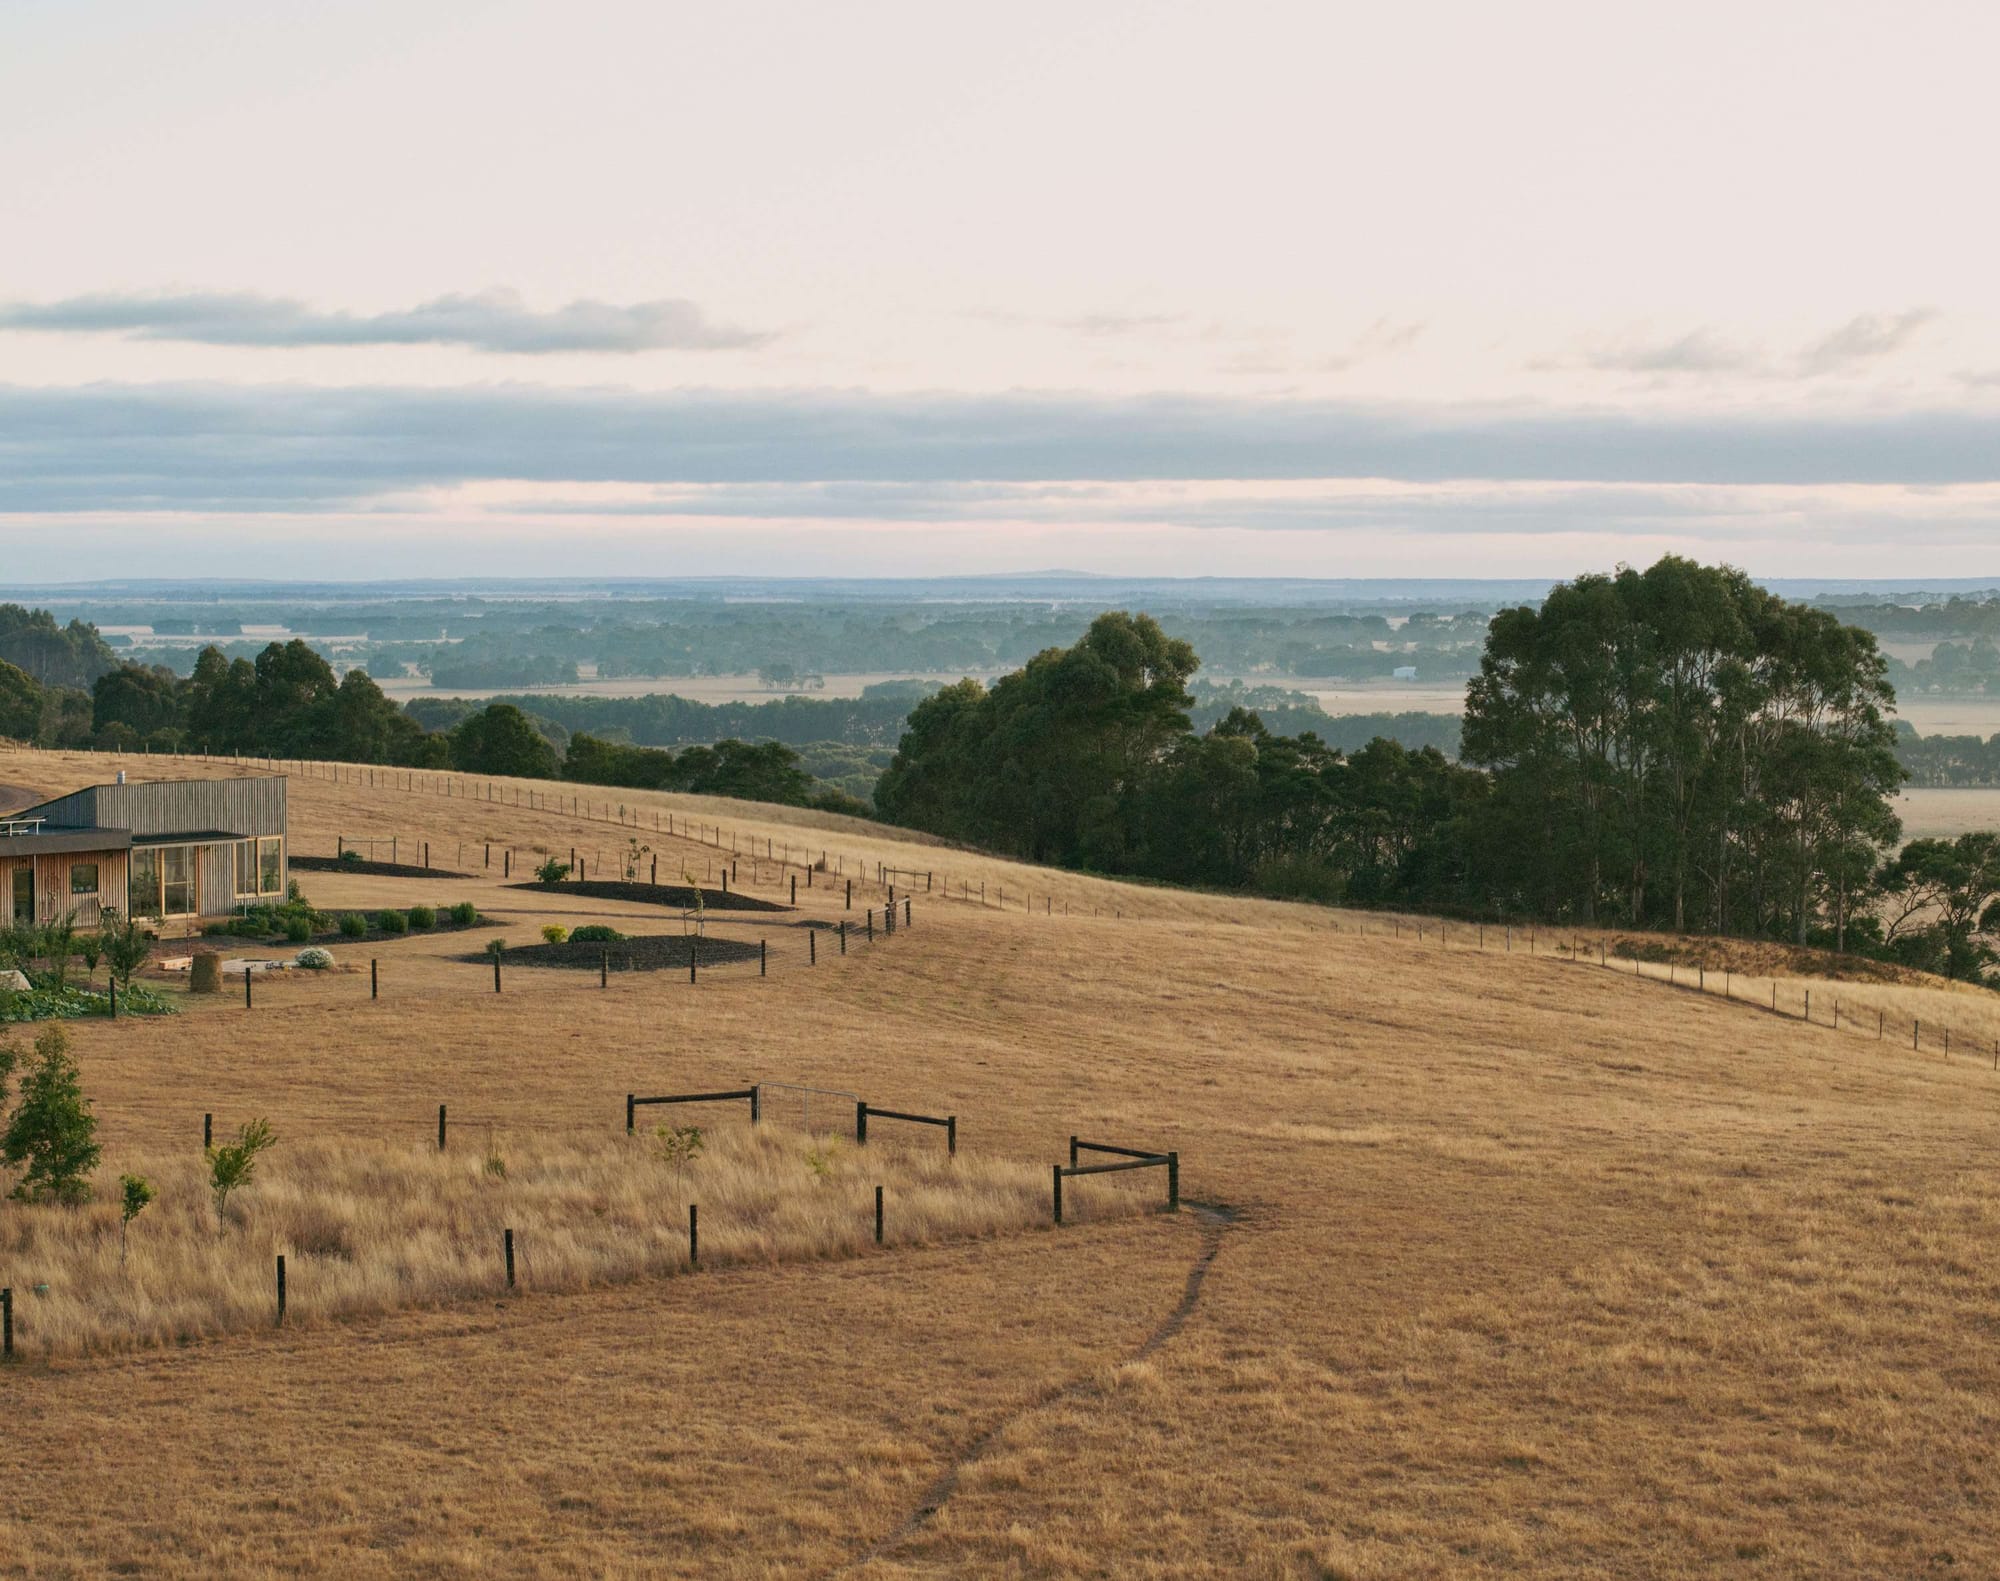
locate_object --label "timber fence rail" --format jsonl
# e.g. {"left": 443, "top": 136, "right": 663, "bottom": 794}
{"left": 1052, "top": 1139, "right": 1180, "bottom": 1224}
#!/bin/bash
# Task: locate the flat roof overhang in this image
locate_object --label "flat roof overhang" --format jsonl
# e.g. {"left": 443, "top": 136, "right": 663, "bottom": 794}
{"left": 0, "top": 828, "right": 135, "bottom": 857}
{"left": 131, "top": 830, "right": 254, "bottom": 847}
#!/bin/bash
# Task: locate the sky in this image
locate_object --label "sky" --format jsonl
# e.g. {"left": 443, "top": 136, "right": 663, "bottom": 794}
{"left": 3, "top": 0, "right": 1998, "bottom": 583}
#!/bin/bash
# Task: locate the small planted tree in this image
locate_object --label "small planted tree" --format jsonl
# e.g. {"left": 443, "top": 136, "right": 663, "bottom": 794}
{"left": 40, "top": 913, "right": 78, "bottom": 990}
{"left": 653, "top": 1123, "right": 704, "bottom": 1181}
{"left": 119, "top": 1173, "right": 155, "bottom": 1264}
{"left": 536, "top": 857, "right": 571, "bottom": 885}
{"left": 2, "top": 1024, "right": 101, "bottom": 1204}
{"left": 207, "top": 1118, "right": 277, "bottom": 1232}
{"left": 541, "top": 924, "right": 568, "bottom": 945}
{"left": 98, "top": 909, "right": 152, "bottom": 989}
{"left": 78, "top": 929, "right": 104, "bottom": 986}
{"left": 624, "top": 838, "right": 651, "bottom": 882}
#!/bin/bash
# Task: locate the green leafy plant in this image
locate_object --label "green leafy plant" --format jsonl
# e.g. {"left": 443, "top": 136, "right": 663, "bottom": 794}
{"left": 295, "top": 946, "right": 333, "bottom": 970}
{"left": 570, "top": 924, "right": 623, "bottom": 943}
{"left": 2, "top": 1024, "right": 100, "bottom": 1204}
{"left": 449, "top": 901, "right": 479, "bottom": 926}
{"left": 97, "top": 909, "right": 152, "bottom": 989}
{"left": 407, "top": 904, "right": 436, "bottom": 930}
{"left": 803, "top": 1138, "right": 841, "bottom": 1184}
{"left": 338, "top": 912, "right": 368, "bottom": 938}
{"left": 77, "top": 931, "right": 103, "bottom": 985}
{"left": 653, "top": 1123, "right": 704, "bottom": 1180}
{"left": 536, "top": 857, "right": 571, "bottom": 885}
{"left": 376, "top": 909, "right": 409, "bottom": 935}
{"left": 541, "top": 924, "right": 568, "bottom": 944}
{"left": 39, "top": 914, "right": 79, "bottom": 990}
{"left": 284, "top": 915, "right": 313, "bottom": 944}
{"left": 486, "top": 938, "right": 508, "bottom": 959}
{"left": 119, "top": 1172, "right": 154, "bottom": 1263}
{"left": 337, "top": 848, "right": 362, "bottom": 864}
{"left": 206, "top": 1118, "right": 276, "bottom": 1232}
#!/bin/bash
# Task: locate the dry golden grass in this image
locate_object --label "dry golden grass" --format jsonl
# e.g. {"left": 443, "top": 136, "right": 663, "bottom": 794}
{"left": 0, "top": 1124, "right": 1120, "bottom": 1361}
{"left": 2, "top": 743, "right": 2000, "bottom": 1577}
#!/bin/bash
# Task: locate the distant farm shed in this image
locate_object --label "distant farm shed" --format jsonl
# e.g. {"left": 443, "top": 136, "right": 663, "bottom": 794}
{"left": 0, "top": 773, "right": 287, "bottom": 926}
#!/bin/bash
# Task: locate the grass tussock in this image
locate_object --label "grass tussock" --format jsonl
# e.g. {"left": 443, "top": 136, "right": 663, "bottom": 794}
{"left": 0, "top": 1125, "right": 1133, "bottom": 1360}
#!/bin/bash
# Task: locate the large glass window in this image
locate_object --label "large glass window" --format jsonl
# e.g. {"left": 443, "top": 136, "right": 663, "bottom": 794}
{"left": 235, "top": 840, "right": 258, "bottom": 898}
{"left": 259, "top": 836, "right": 282, "bottom": 896}
{"left": 70, "top": 863, "right": 98, "bottom": 895}
{"left": 162, "top": 847, "right": 192, "bottom": 916}
{"left": 130, "top": 847, "right": 161, "bottom": 917}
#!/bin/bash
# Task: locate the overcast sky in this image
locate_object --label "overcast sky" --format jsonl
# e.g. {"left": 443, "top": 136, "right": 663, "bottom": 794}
{"left": 4, "top": 0, "right": 1997, "bottom": 582}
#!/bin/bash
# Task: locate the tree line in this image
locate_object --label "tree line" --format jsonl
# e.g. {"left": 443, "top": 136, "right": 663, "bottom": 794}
{"left": 875, "top": 562, "right": 1998, "bottom": 984}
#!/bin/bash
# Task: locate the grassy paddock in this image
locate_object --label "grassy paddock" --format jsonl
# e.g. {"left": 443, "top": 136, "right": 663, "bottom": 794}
{"left": 0, "top": 1124, "right": 1152, "bottom": 1360}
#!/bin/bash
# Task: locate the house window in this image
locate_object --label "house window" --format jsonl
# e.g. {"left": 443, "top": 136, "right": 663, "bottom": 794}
{"left": 236, "top": 837, "right": 283, "bottom": 897}
{"left": 131, "top": 847, "right": 161, "bottom": 917}
{"left": 70, "top": 863, "right": 98, "bottom": 895}
{"left": 131, "top": 846, "right": 195, "bottom": 917}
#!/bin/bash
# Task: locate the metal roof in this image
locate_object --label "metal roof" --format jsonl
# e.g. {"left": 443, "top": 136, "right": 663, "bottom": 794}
{"left": 0, "top": 827, "right": 134, "bottom": 856}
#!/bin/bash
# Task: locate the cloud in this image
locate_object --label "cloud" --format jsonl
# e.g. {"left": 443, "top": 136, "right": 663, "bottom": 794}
{"left": 0, "top": 289, "right": 772, "bottom": 354}
{"left": 0, "top": 382, "right": 1998, "bottom": 515}
{"left": 1052, "top": 312, "right": 1186, "bottom": 336}
{"left": 1798, "top": 309, "right": 1937, "bottom": 375}
{"left": 1576, "top": 327, "right": 1751, "bottom": 374}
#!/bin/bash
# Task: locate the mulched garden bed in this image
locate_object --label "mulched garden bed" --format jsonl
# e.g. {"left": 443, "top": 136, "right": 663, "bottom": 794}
{"left": 294, "top": 855, "right": 472, "bottom": 879}
{"left": 472, "top": 934, "right": 765, "bottom": 972}
{"left": 507, "top": 879, "right": 791, "bottom": 913}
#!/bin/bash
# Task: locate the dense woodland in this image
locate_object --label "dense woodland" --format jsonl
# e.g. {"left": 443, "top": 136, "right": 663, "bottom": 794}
{"left": 875, "top": 566, "right": 1998, "bottom": 983}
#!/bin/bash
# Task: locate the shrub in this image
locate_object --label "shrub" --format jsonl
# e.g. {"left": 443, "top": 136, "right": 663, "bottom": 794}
{"left": 486, "top": 938, "right": 508, "bottom": 959}
{"left": 2, "top": 1024, "right": 100, "bottom": 1204}
{"left": 207, "top": 1118, "right": 276, "bottom": 1230}
{"left": 449, "top": 902, "right": 479, "bottom": 926}
{"left": 541, "top": 924, "right": 569, "bottom": 945}
{"left": 188, "top": 951, "right": 222, "bottom": 994}
{"left": 97, "top": 910, "right": 151, "bottom": 988}
{"left": 119, "top": 1173, "right": 154, "bottom": 1263}
{"left": 407, "top": 904, "right": 436, "bottom": 931}
{"left": 284, "top": 915, "right": 313, "bottom": 944}
{"left": 200, "top": 921, "right": 229, "bottom": 938}
{"left": 376, "top": 909, "right": 409, "bottom": 935}
{"left": 536, "top": 857, "right": 572, "bottom": 885}
{"left": 338, "top": 912, "right": 368, "bottom": 938}
{"left": 296, "top": 946, "right": 334, "bottom": 970}
{"left": 337, "top": 848, "right": 362, "bottom": 864}
{"left": 570, "top": 924, "right": 624, "bottom": 943}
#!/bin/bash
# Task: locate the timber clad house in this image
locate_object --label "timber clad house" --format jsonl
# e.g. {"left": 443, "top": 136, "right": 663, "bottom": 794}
{"left": 0, "top": 774, "right": 287, "bottom": 927}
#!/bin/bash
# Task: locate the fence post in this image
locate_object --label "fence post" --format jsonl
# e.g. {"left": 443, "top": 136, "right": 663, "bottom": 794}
{"left": 601, "top": 949, "right": 609, "bottom": 988}
{"left": 866, "top": 911, "right": 874, "bottom": 942}
{"left": 1915, "top": 1020, "right": 1921, "bottom": 1051}
{"left": 438, "top": 1104, "right": 447, "bottom": 1151}
{"left": 856, "top": 1101, "right": 868, "bottom": 1145}
{"left": 846, "top": 879, "right": 852, "bottom": 911}
{"left": 791, "top": 876, "right": 797, "bottom": 905}
{"left": 875, "top": 1184, "right": 884, "bottom": 1245}
{"left": 947, "top": 1115, "right": 957, "bottom": 1157}
{"left": 690, "top": 935, "right": 698, "bottom": 985}
{"left": 905, "top": 898, "right": 912, "bottom": 928}
{"left": 1052, "top": 1164, "right": 1064, "bottom": 1225}
{"left": 627, "top": 1093, "right": 635, "bottom": 1134}
{"left": 839, "top": 922, "right": 847, "bottom": 955}
{"left": 494, "top": 955, "right": 502, "bottom": 993}
{"left": 688, "top": 1203, "right": 699, "bottom": 1267}
{"left": 1, "top": 1287, "right": 10, "bottom": 1360}
{"left": 276, "top": 1254, "right": 286, "bottom": 1324}
{"left": 750, "top": 1085, "right": 760, "bottom": 1124}
{"left": 504, "top": 1228, "right": 515, "bottom": 1288}
{"left": 1168, "top": 1151, "right": 1179, "bottom": 1211}
{"left": 810, "top": 930, "right": 817, "bottom": 966}
{"left": 760, "top": 939, "right": 767, "bottom": 977}
{"left": 109, "top": 977, "right": 117, "bottom": 1019}
{"left": 1069, "top": 1134, "right": 1078, "bottom": 1167}
{"left": 371, "top": 958, "right": 378, "bottom": 1000}
{"left": 504, "top": 850, "right": 510, "bottom": 878}
{"left": 204, "top": 1112, "right": 213, "bottom": 1149}
{"left": 244, "top": 967, "right": 253, "bottom": 1009}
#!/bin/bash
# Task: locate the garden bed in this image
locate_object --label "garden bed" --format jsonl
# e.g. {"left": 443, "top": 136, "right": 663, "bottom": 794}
{"left": 199, "top": 906, "right": 492, "bottom": 950}
{"left": 293, "top": 855, "right": 472, "bottom": 879}
{"left": 507, "top": 879, "right": 791, "bottom": 913}
{"left": 0, "top": 981, "right": 177, "bottom": 1021}
{"left": 473, "top": 934, "right": 764, "bottom": 972}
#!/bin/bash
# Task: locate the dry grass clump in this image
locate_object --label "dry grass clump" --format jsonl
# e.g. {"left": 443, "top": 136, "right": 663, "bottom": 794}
{"left": 0, "top": 1124, "right": 1129, "bottom": 1360}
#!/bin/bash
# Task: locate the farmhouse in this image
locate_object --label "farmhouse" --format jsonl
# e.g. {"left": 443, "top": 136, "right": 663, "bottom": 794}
{"left": 0, "top": 773, "right": 287, "bottom": 926}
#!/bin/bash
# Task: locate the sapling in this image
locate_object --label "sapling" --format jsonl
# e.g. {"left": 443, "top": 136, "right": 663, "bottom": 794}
{"left": 535, "top": 857, "right": 571, "bottom": 885}
{"left": 653, "top": 1123, "right": 704, "bottom": 1180}
{"left": 119, "top": 1173, "right": 154, "bottom": 1264}
{"left": 2, "top": 1025, "right": 100, "bottom": 1204}
{"left": 623, "top": 838, "right": 651, "bottom": 882}
{"left": 207, "top": 1118, "right": 276, "bottom": 1232}
{"left": 541, "top": 924, "right": 568, "bottom": 945}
